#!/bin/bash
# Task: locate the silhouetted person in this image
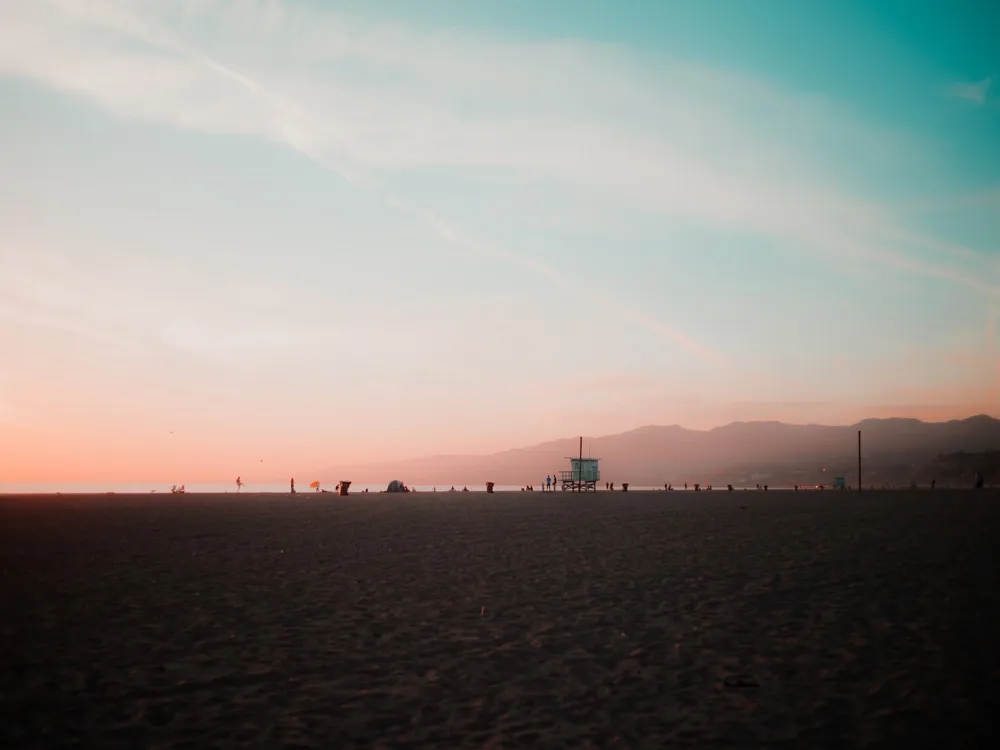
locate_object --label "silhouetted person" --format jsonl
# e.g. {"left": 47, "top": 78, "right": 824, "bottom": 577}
{"left": 975, "top": 472, "right": 984, "bottom": 489}
{"left": 931, "top": 479, "right": 936, "bottom": 489}
{"left": 290, "top": 477, "right": 296, "bottom": 494}
{"left": 546, "top": 475, "right": 552, "bottom": 492}
{"left": 236, "top": 476, "right": 243, "bottom": 493}
{"left": 727, "top": 484, "right": 733, "bottom": 491}
{"left": 684, "top": 482, "right": 688, "bottom": 490}
{"left": 764, "top": 485, "right": 768, "bottom": 492}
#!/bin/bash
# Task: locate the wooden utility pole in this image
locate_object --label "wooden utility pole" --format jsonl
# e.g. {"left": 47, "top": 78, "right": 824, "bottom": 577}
{"left": 578, "top": 436, "right": 583, "bottom": 493}
{"left": 858, "top": 430, "right": 862, "bottom": 493}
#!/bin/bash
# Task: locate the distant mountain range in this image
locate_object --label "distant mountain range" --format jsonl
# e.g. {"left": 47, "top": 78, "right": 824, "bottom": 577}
{"left": 316, "top": 415, "right": 1000, "bottom": 487}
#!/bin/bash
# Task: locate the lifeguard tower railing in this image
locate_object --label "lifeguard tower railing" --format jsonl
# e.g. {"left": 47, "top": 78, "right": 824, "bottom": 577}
{"left": 560, "top": 457, "right": 601, "bottom": 492}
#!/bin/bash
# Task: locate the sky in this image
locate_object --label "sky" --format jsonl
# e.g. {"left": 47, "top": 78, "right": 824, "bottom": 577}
{"left": 1, "top": 0, "right": 999, "bottom": 483}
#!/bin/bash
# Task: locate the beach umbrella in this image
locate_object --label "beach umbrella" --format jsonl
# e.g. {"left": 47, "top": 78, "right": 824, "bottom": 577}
{"left": 309, "top": 481, "right": 320, "bottom": 488}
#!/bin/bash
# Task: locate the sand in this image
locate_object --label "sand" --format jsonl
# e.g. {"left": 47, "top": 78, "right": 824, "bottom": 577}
{"left": 1, "top": 489, "right": 998, "bottom": 748}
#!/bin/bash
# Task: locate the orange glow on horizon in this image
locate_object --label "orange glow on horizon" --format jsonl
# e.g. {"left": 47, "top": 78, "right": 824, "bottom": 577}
{"left": 3, "top": 404, "right": 997, "bottom": 484}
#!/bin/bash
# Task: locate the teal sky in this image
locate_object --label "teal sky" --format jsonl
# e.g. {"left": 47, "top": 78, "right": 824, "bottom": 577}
{"left": 0, "top": 0, "right": 997, "bottom": 482}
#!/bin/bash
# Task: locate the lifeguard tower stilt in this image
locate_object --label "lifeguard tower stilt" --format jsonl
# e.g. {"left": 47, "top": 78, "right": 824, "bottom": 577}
{"left": 560, "top": 438, "right": 600, "bottom": 492}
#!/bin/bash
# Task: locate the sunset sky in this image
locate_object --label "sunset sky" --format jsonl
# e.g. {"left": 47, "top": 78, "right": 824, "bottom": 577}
{"left": 1, "top": 0, "right": 998, "bottom": 483}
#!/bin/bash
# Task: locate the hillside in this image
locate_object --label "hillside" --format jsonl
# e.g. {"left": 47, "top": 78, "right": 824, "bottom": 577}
{"left": 314, "top": 415, "right": 1000, "bottom": 486}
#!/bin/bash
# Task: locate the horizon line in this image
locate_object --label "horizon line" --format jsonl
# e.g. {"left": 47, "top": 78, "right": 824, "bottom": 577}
{"left": 6, "top": 412, "right": 995, "bottom": 485}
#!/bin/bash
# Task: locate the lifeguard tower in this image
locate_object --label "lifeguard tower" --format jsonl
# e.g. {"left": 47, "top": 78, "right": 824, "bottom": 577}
{"left": 560, "top": 456, "right": 601, "bottom": 492}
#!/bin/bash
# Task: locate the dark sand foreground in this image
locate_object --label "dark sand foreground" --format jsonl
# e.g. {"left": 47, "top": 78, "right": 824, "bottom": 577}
{"left": 1, "top": 490, "right": 998, "bottom": 748}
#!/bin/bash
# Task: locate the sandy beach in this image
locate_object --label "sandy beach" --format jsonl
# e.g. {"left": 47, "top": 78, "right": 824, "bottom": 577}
{"left": 1, "top": 489, "right": 997, "bottom": 748}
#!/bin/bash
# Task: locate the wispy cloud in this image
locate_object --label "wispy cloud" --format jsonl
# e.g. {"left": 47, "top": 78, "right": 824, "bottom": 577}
{"left": 411, "top": 207, "right": 727, "bottom": 363}
{"left": 949, "top": 76, "right": 993, "bottom": 106}
{"left": 0, "top": 246, "right": 164, "bottom": 358}
{"left": 0, "top": 368, "right": 15, "bottom": 424}
{"left": 1, "top": 0, "right": 997, "bottom": 319}
{"left": 989, "top": 305, "right": 1000, "bottom": 406}
{"left": 0, "top": 242, "right": 338, "bottom": 365}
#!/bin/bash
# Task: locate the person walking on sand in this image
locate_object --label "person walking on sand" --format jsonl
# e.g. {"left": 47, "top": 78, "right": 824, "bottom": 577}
{"left": 236, "top": 476, "right": 243, "bottom": 493}
{"left": 290, "top": 477, "right": 296, "bottom": 494}
{"left": 546, "top": 474, "right": 551, "bottom": 492}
